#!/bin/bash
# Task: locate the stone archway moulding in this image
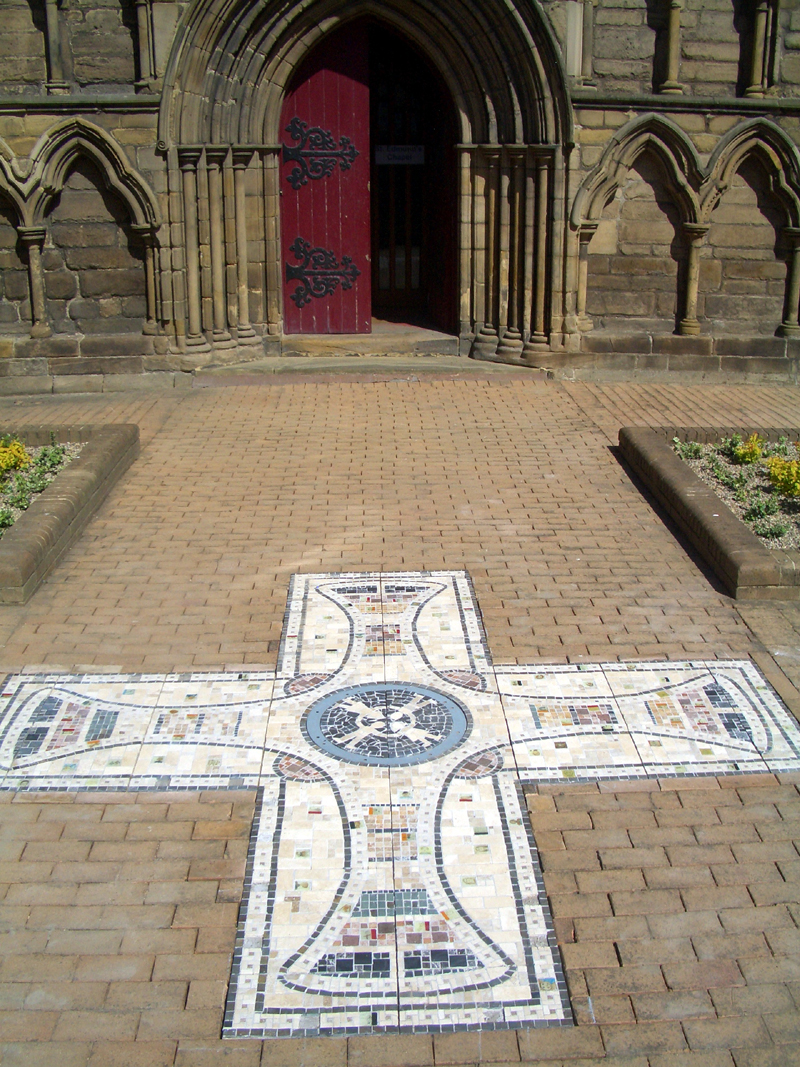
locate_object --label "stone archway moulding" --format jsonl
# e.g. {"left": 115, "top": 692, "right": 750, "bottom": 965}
{"left": 156, "top": 0, "right": 574, "bottom": 358}
{"left": 159, "top": 0, "right": 572, "bottom": 149}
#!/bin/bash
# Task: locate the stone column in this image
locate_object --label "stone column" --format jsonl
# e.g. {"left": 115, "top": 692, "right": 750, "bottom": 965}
{"left": 178, "top": 147, "right": 209, "bottom": 350}
{"left": 472, "top": 147, "right": 500, "bottom": 358}
{"left": 458, "top": 147, "right": 474, "bottom": 343}
{"left": 581, "top": 0, "right": 596, "bottom": 83}
{"left": 205, "top": 147, "right": 234, "bottom": 347}
{"left": 131, "top": 224, "right": 158, "bottom": 335}
{"left": 18, "top": 226, "right": 51, "bottom": 339}
{"left": 262, "top": 148, "right": 282, "bottom": 336}
{"left": 134, "top": 0, "right": 155, "bottom": 91}
{"left": 778, "top": 226, "right": 800, "bottom": 337}
{"left": 44, "top": 0, "right": 68, "bottom": 94}
{"left": 497, "top": 150, "right": 524, "bottom": 357}
{"left": 660, "top": 0, "right": 683, "bottom": 94}
{"left": 678, "top": 222, "right": 709, "bottom": 336}
{"left": 745, "top": 0, "right": 770, "bottom": 96}
{"left": 574, "top": 222, "right": 598, "bottom": 332}
{"left": 523, "top": 155, "right": 550, "bottom": 352}
{"left": 232, "top": 147, "right": 258, "bottom": 343}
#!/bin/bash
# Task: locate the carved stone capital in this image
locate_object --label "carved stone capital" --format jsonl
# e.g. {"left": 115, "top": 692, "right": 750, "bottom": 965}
{"left": 177, "top": 146, "right": 203, "bottom": 170}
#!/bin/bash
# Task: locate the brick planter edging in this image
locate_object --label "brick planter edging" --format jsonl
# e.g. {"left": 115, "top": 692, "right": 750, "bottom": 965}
{"left": 619, "top": 426, "right": 800, "bottom": 600}
{"left": 0, "top": 425, "right": 140, "bottom": 604}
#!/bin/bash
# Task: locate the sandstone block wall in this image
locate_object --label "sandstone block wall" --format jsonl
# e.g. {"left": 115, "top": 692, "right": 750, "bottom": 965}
{"left": 0, "top": 0, "right": 799, "bottom": 381}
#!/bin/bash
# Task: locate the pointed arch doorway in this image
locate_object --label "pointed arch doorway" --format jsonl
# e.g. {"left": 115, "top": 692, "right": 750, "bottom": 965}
{"left": 279, "top": 21, "right": 458, "bottom": 335}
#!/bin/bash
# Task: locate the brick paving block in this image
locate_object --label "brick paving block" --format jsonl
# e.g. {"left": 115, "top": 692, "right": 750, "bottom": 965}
{"left": 610, "top": 889, "right": 683, "bottom": 915}
{"left": 631, "top": 989, "right": 716, "bottom": 1020}
{"left": 662, "top": 960, "right": 744, "bottom": 991}
{"left": 628, "top": 826, "right": 694, "bottom": 846}
{"left": 683, "top": 1017, "right": 774, "bottom": 1050}
{"left": 647, "top": 912, "right": 725, "bottom": 939}
{"left": 600, "top": 1020, "right": 687, "bottom": 1055}
{"left": 599, "top": 847, "right": 668, "bottom": 868}
{"left": 616, "top": 938, "right": 694, "bottom": 966}
{"left": 647, "top": 1053, "right": 736, "bottom": 1067}
{"left": 711, "top": 863, "right": 783, "bottom": 886}
{"left": 101, "top": 803, "right": 169, "bottom": 822}
{"left": 173, "top": 1042, "right": 262, "bottom": 1066}
{"left": 585, "top": 965, "right": 666, "bottom": 995}
{"left": 52, "top": 1009, "right": 140, "bottom": 1041}
{"left": 548, "top": 892, "right": 612, "bottom": 918}
{"left": 74, "top": 954, "right": 154, "bottom": 982}
{"left": 763, "top": 1012, "right": 800, "bottom": 1043}
{"left": 152, "top": 952, "right": 230, "bottom": 981}
{"left": 560, "top": 941, "right": 621, "bottom": 969}
{"left": 432, "top": 1029, "right": 521, "bottom": 1063}
{"left": 589, "top": 803, "right": 663, "bottom": 827}
{"left": 122, "top": 929, "right": 198, "bottom": 955}
{"left": 87, "top": 1041, "right": 178, "bottom": 1067}
{"left": 146, "top": 881, "right": 219, "bottom": 904}
{"left": 516, "top": 1025, "right": 604, "bottom": 1060}
{"left": 731, "top": 843, "right": 800, "bottom": 864}
{"left": 21, "top": 980, "right": 108, "bottom": 1011}
{"left": 46, "top": 929, "right": 124, "bottom": 956}
{"left": 105, "top": 978, "right": 188, "bottom": 1010}
{"left": 191, "top": 819, "right": 251, "bottom": 839}
{"left": 260, "top": 1036, "right": 347, "bottom": 1067}
{"left": 574, "top": 869, "right": 645, "bottom": 894}
{"left": 348, "top": 1034, "right": 434, "bottom": 1067}
{"left": 719, "top": 905, "right": 795, "bottom": 935}
{"left": 711, "top": 984, "right": 796, "bottom": 1017}
{"left": 195, "top": 926, "right": 236, "bottom": 953}
{"left": 666, "top": 846, "right": 735, "bottom": 867}
{"left": 572, "top": 915, "right": 650, "bottom": 941}
{"left": 542, "top": 871, "right": 578, "bottom": 895}
{"left": 729, "top": 1050, "right": 800, "bottom": 1067}
{"left": 137, "top": 1008, "right": 224, "bottom": 1041}
{"left": 185, "top": 979, "right": 226, "bottom": 1010}
{"left": 538, "top": 849, "right": 601, "bottom": 871}
{"left": 571, "top": 993, "right": 635, "bottom": 1024}
{"left": 682, "top": 886, "right": 753, "bottom": 911}
{"left": 643, "top": 866, "right": 715, "bottom": 889}
{"left": 172, "top": 902, "right": 239, "bottom": 928}
{"left": 0, "top": 1041, "right": 92, "bottom": 1067}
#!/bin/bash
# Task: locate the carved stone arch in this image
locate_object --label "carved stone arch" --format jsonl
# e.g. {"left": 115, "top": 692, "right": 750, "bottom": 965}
{"left": 701, "top": 118, "right": 800, "bottom": 227}
{"left": 570, "top": 116, "right": 705, "bottom": 337}
{"left": 26, "top": 118, "right": 161, "bottom": 230}
{"left": 156, "top": 0, "right": 573, "bottom": 359}
{"left": 159, "top": 0, "right": 571, "bottom": 149}
{"left": 571, "top": 115, "right": 703, "bottom": 230}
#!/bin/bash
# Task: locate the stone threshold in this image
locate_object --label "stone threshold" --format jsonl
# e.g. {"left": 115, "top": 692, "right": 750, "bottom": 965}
{"left": 0, "top": 425, "right": 139, "bottom": 603}
{"left": 619, "top": 426, "right": 800, "bottom": 601}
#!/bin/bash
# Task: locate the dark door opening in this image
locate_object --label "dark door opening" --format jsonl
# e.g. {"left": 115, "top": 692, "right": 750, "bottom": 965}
{"left": 279, "top": 21, "right": 457, "bottom": 336}
{"left": 369, "top": 27, "right": 458, "bottom": 333}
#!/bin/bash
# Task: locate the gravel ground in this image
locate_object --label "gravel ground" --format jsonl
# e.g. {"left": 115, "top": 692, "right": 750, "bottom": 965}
{"left": 0, "top": 441, "right": 84, "bottom": 536}
{"left": 678, "top": 436, "right": 800, "bottom": 551}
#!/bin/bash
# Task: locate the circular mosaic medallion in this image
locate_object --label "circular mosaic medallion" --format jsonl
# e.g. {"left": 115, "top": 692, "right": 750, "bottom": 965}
{"left": 302, "top": 683, "right": 471, "bottom": 766}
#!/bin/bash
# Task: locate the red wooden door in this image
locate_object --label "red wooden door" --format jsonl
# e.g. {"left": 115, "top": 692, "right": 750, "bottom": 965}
{"left": 280, "top": 25, "right": 371, "bottom": 334}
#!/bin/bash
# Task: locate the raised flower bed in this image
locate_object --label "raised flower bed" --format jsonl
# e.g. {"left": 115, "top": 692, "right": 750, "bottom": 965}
{"left": 0, "top": 425, "right": 139, "bottom": 604}
{"left": 619, "top": 426, "right": 800, "bottom": 601}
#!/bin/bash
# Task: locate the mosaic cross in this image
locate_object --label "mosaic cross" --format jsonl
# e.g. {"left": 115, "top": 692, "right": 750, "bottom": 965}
{"left": 1, "top": 571, "right": 799, "bottom": 1038}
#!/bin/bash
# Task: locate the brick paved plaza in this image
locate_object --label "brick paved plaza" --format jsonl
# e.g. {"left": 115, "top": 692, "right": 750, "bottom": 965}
{"left": 1, "top": 368, "right": 800, "bottom": 1065}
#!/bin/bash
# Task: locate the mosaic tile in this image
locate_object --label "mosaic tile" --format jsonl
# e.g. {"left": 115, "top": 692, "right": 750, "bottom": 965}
{"left": 2, "top": 571, "right": 799, "bottom": 1039}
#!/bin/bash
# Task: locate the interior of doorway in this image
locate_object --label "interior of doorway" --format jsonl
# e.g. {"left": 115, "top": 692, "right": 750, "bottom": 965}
{"left": 367, "top": 25, "right": 458, "bottom": 334}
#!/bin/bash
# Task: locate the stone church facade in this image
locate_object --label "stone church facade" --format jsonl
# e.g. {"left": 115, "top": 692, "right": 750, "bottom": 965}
{"left": 2, "top": 0, "right": 800, "bottom": 385}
